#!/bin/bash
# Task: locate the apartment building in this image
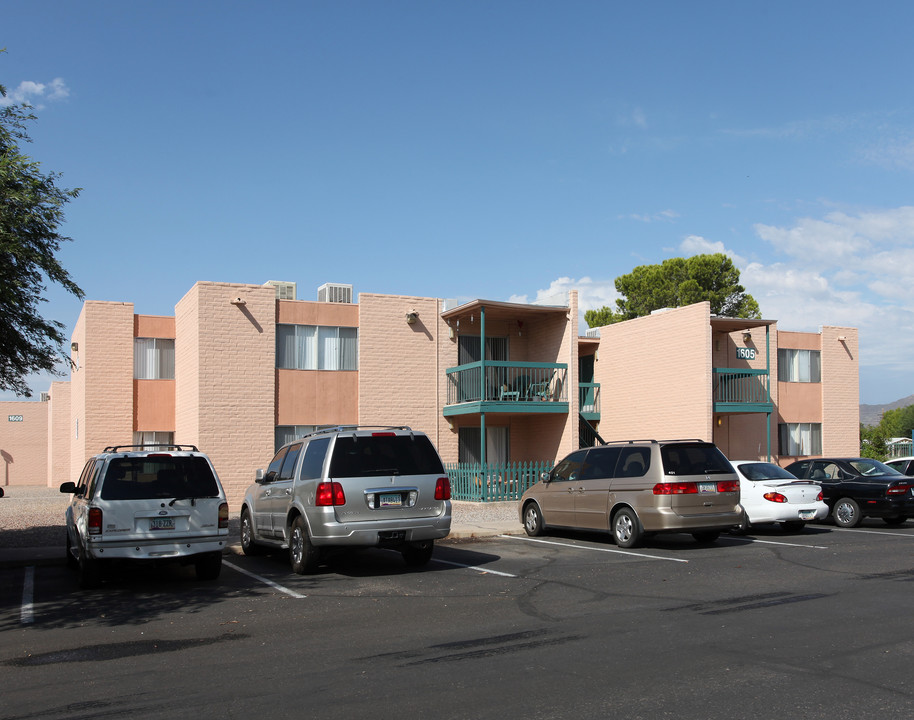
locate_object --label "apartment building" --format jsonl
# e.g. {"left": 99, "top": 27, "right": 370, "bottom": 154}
{"left": 0, "top": 280, "right": 860, "bottom": 506}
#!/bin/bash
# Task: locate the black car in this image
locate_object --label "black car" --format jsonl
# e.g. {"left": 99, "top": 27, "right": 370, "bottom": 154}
{"left": 785, "top": 458, "right": 914, "bottom": 528}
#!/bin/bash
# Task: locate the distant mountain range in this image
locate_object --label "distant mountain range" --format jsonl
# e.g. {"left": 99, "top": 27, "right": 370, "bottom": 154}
{"left": 860, "top": 394, "right": 914, "bottom": 427}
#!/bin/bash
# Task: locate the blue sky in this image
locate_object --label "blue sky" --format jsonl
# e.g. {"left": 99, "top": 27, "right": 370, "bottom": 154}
{"left": 3, "top": 0, "right": 913, "bottom": 405}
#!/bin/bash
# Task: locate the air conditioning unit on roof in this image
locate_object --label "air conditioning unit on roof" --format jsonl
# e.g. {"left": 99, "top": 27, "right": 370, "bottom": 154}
{"left": 318, "top": 283, "right": 353, "bottom": 304}
{"left": 264, "top": 280, "right": 297, "bottom": 300}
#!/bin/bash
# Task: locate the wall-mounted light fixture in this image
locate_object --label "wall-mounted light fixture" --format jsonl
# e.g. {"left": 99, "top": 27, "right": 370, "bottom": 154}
{"left": 405, "top": 310, "right": 419, "bottom": 325}
{"left": 742, "top": 331, "right": 752, "bottom": 343}
{"left": 70, "top": 342, "right": 78, "bottom": 352}
{"left": 837, "top": 335, "right": 847, "bottom": 341}
{"left": 717, "top": 416, "right": 723, "bottom": 427}
{"left": 231, "top": 297, "right": 246, "bottom": 306}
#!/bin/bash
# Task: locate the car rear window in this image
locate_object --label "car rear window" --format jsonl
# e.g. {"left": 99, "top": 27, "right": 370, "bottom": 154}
{"left": 661, "top": 444, "right": 733, "bottom": 476}
{"left": 738, "top": 462, "right": 797, "bottom": 481}
{"left": 101, "top": 456, "right": 220, "bottom": 500}
{"left": 329, "top": 435, "right": 445, "bottom": 478}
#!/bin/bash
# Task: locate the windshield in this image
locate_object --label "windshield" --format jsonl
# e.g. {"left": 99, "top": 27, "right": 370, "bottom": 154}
{"left": 849, "top": 459, "right": 901, "bottom": 476}
{"left": 737, "top": 462, "right": 798, "bottom": 481}
{"left": 101, "top": 456, "right": 220, "bottom": 500}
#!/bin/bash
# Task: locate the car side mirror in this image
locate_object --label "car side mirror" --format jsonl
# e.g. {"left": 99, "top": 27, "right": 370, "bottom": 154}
{"left": 255, "top": 469, "right": 265, "bottom": 483}
{"left": 59, "top": 481, "right": 77, "bottom": 494}
{"left": 541, "top": 471, "right": 551, "bottom": 484}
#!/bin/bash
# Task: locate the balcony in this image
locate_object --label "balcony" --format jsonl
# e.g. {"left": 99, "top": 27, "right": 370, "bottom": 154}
{"left": 713, "top": 368, "right": 772, "bottom": 413}
{"left": 579, "top": 382, "right": 600, "bottom": 421}
{"left": 444, "top": 361, "right": 569, "bottom": 416}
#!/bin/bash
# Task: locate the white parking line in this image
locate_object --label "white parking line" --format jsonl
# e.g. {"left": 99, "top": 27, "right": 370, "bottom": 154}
{"left": 434, "top": 559, "right": 517, "bottom": 577}
{"left": 500, "top": 534, "right": 689, "bottom": 563}
{"left": 21, "top": 566, "right": 35, "bottom": 625}
{"left": 838, "top": 528, "right": 914, "bottom": 539}
{"left": 223, "top": 561, "right": 307, "bottom": 598}
{"left": 723, "top": 537, "right": 829, "bottom": 549}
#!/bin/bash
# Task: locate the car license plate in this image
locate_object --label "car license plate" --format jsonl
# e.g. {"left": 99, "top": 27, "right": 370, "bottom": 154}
{"left": 698, "top": 482, "right": 716, "bottom": 494}
{"left": 379, "top": 493, "right": 402, "bottom": 508}
{"left": 799, "top": 510, "right": 816, "bottom": 520}
{"left": 149, "top": 517, "right": 175, "bottom": 531}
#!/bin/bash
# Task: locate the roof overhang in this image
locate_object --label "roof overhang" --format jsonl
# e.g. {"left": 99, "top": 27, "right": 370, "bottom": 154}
{"left": 710, "top": 316, "right": 777, "bottom": 334}
{"left": 440, "top": 298, "right": 569, "bottom": 325}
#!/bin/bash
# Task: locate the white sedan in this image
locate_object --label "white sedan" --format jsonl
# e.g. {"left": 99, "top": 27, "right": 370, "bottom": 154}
{"left": 731, "top": 460, "right": 829, "bottom": 533}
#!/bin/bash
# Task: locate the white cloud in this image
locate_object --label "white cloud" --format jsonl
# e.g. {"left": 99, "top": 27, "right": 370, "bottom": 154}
{"left": 0, "top": 78, "right": 70, "bottom": 109}
{"left": 623, "top": 209, "right": 680, "bottom": 223}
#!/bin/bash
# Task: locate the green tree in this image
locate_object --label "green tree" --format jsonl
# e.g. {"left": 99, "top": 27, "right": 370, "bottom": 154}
{"left": 585, "top": 253, "right": 761, "bottom": 327}
{"left": 1, "top": 62, "right": 83, "bottom": 397}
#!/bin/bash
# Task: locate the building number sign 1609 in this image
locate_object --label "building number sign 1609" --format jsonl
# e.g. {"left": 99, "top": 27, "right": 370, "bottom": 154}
{"left": 735, "top": 348, "right": 756, "bottom": 360}
{"left": 8, "top": 415, "right": 24, "bottom": 422}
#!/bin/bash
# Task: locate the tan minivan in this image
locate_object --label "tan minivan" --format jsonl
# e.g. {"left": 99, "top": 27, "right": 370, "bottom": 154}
{"left": 519, "top": 439, "right": 741, "bottom": 548}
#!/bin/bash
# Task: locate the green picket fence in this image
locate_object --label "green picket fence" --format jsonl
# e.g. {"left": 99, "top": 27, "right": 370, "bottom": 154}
{"left": 445, "top": 461, "right": 553, "bottom": 501}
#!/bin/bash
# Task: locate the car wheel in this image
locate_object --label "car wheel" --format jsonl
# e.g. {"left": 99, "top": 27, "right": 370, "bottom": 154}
{"left": 289, "top": 515, "right": 320, "bottom": 574}
{"left": 401, "top": 539, "right": 434, "bottom": 567}
{"left": 195, "top": 552, "right": 222, "bottom": 581}
{"left": 833, "top": 498, "right": 862, "bottom": 528}
{"left": 613, "top": 507, "right": 643, "bottom": 549}
{"left": 77, "top": 539, "right": 101, "bottom": 590}
{"left": 65, "top": 532, "right": 78, "bottom": 568}
{"left": 883, "top": 516, "right": 908, "bottom": 525}
{"left": 692, "top": 530, "right": 720, "bottom": 543}
{"left": 780, "top": 521, "right": 806, "bottom": 532}
{"left": 730, "top": 509, "right": 751, "bottom": 535}
{"left": 523, "top": 502, "right": 545, "bottom": 537}
{"left": 240, "top": 507, "right": 264, "bottom": 556}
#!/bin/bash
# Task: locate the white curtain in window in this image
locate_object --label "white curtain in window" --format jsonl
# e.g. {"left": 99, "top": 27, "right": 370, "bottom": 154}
{"left": 134, "top": 339, "right": 175, "bottom": 379}
{"left": 339, "top": 327, "right": 358, "bottom": 370}
{"left": 319, "top": 327, "right": 340, "bottom": 370}
{"left": 277, "top": 325, "right": 317, "bottom": 369}
{"left": 135, "top": 338, "right": 155, "bottom": 378}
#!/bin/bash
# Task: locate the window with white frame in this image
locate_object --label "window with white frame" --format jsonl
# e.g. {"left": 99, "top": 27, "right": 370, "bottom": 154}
{"left": 276, "top": 325, "right": 358, "bottom": 371}
{"left": 778, "top": 423, "right": 822, "bottom": 456}
{"left": 777, "top": 349, "right": 821, "bottom": 383}
{"left": 134, "top": 338, "right": 175, "bottom": 379}
{"left": 133, "top": 431, "right": 174, "bottom": 449}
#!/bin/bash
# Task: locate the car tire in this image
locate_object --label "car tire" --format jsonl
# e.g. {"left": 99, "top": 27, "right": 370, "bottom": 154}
{"left": 780, "top": 521, "right": 806, "bottom": 532}
{"left": 289, "top": 515, "right": 320, "bottom": 574}
{"left": 883, "top": 516, "right": 908, "bottom": 525}
{"left": 240, "top": 507, "right": 264, "bottom": 556}
{"left": 402, "top": 539, "right": 434, "bottom": 567}
{"left": 523, "top": 502, "right": 545, "bottom": 537}
{"left": 692, "top": 530, "right": 720, "bottom": 543}
{"left": 77, "top": 539, "right": 101, "bottom": 590}
{"left": 833, "top": 498, "right": 862, "bottom": 528}
{"left": 613, "top": 507, "right": 643, "bottom": 549}
{"left": 731, "top": 509, "right": 751, "bottom": 535}
{"left": 195, "top": 552, "right": 222, "bottom": 581}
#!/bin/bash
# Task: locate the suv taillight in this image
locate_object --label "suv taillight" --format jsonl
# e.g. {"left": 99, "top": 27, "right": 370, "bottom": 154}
{"left": 218, "top": 502, "right": 229, "bottom": 529}
{"left": 435, "top": 477, "right": 451, "bottom": 501}
{"left": 717, "top": 480, "right": 740, "bottom": 493}
{"left": 88, "top": 507, "right": 103, "bottom": 535}
{"left": 316, "top": 482, "right": 346, "bottom": 506}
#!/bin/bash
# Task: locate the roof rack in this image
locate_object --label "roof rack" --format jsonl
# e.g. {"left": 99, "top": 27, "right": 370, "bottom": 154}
{"left": 296, "top": 425, "right": 413, "bottom": 440}
{"left": 103, "top": 444, "right": 200, "bottom": 453}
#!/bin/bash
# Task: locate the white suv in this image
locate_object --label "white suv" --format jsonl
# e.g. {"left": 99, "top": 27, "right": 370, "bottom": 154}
{"left": 240, "top": 426, "right": 452, "bottom": 573}
{"left": 59, "top": 445, "right": 229, "bottom": 588}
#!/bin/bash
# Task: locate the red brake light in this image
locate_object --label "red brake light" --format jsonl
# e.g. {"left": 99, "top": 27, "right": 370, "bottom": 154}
{"left": 435, "top": 477, "right": 451, "bottom": 501}
{"left": 218, "top": 502, "right": 229, "bottom": 529}
{"left": 316, "top": 482, "right": 346, "bottom": 506}
{"left": 886, "top": 484, "right": 910, "bottom": 496}
{"left": 653, "top": 482, "right": 698, "bottom": 495}
{"left": 717, "top": 480, "right": 740, "bottom": 493}
{"left": 88, "top": 507, "right": 103, "bottom": 535}
{"left": 763, "top": 492, "right": 788, "bottom": 503}
{"left": 817, "top": 490, "right": 823, "bottom": 501}
{"left": 371, "top": 432, "right": 396, "bottom": 437}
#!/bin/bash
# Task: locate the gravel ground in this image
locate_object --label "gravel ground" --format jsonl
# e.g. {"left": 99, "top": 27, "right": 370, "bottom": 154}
{"left": 0, "top": 485, "right": 519, "bottom": 549}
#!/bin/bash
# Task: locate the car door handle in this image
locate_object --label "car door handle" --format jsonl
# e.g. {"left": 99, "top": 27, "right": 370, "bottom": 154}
{"left": 284, "top": 488, "right": 292, "bottom": 495}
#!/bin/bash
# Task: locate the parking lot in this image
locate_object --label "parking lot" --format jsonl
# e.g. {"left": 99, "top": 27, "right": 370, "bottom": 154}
{"left": 4, "top": 519, "right": 914, "bottom": 719}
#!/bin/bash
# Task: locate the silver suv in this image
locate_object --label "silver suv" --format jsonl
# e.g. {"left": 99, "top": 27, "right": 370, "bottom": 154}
{"left": 240, "top": 426, "right": 452, "bottom": 573}
{"left": 59, "top": 445, "right": 229, "bottom": 588}
{"left": 520, "top": 439, "right": 741, "bottom": 548}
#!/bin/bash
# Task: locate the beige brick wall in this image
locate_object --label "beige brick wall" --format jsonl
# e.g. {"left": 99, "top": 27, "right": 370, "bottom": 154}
{"left": 821, "top": 326, "right": 859, "bottom": 455}
{"left": 175, "top": 283, "right": 276, "bottom": 506}
{"left": 595, "top": 302, "right": 713, "bottom": 441}
{"left": 0, "top": 400, "right": 48, "bottom": 486}
{"left": 359, "top": 294, "right": 443, "bottom": 438}
{"left": 48, "top": 381, "right": 71, "bottom": 485}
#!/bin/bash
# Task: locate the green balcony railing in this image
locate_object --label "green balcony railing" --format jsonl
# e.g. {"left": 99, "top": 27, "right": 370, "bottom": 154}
{"left": 446, "top": 361, "right": 568, "bottom": 406}
{"left": 579, "top": 382, "right": 600, "bottom": 419}
{"left": 446, "top": 461, "right": 553, "bottom": 501}
{"left": 713, "top": 368, "right": 771, "bottom": 411}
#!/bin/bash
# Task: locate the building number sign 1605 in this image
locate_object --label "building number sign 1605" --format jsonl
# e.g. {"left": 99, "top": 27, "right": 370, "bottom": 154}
{"left": 735, "top": 348, "right": 756, "bottom": 360}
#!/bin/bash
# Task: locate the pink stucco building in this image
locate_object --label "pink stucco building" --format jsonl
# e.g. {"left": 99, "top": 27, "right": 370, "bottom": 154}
{"left": 0, "top": 281, "right": 859, "bottom": 507}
